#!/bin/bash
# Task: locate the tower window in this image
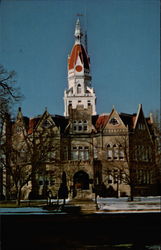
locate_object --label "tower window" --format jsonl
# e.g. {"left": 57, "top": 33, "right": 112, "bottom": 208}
{"left": 77, "top": 84, "right": 81, "bottom": 94}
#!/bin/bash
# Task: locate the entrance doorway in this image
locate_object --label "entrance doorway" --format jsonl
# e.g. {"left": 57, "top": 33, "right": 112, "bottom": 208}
{"left": 73, "top": 171, "right": 89, "bottom": 190}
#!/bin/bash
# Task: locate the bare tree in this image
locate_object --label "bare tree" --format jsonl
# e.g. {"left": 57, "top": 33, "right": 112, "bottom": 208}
{"left": 1, "top": 114, "right": 61, "bottom": 206}
{"left": 0, "top": 65, "right": 22, "bottom": 200}
{"left": 25, "top": 128, "right": 61, "bottom": 200}
{"left": 0, "top": 65, "right": 21, "bottom": 120}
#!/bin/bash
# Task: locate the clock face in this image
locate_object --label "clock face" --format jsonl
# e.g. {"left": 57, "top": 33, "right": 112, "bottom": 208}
{"left": 75, "top": 65, "right": 83, "bottom": 72}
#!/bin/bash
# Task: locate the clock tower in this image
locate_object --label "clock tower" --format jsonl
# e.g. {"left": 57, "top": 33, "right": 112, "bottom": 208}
{"left": 64, "top": 19, "right": 96, "bottom": 117}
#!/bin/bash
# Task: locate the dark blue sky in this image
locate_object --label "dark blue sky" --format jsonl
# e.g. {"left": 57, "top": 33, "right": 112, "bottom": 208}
{"left": 0, "top": 0, "right": 160, "bottom": 118}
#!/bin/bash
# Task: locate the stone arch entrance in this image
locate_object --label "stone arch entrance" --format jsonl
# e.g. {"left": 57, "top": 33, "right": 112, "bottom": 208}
{"left": 73, "top": 171, "right": 89, "bottom": 190}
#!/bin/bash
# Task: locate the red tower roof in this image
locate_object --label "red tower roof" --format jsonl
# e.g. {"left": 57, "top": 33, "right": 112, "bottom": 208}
{"left": 68, "top": 44, "right": 90, "bottom": 70}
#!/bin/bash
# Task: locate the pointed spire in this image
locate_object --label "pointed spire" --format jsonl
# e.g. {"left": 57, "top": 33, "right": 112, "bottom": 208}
{"left": 84, "top": 30, "right": 88, "bottom": 53}
{"left": 17, "top": 107, "right": 23, "bottom": 120}
{"left": 74, "top": 18, "right": 83, "bottom": 44}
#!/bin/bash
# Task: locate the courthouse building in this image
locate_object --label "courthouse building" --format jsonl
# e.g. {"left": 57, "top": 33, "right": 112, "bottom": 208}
{"left": 3, "top": 19, "right": 159, "bottom": 200}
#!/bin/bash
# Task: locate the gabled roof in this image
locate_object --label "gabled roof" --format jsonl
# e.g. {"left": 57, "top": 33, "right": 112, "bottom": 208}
{"left": 14, "top": 106, "right": 154, "bottom": 136}
{"left": 28, "top": 117, "right": 40, "bottom": 134}
{"left": 119, "top": 113, "right": 137, "bottom": 130}
{"left": 94, "top": 110, "right": 139, "bottom": 132}
{"left": 51, "top": 115, "right": 68, "bottom": 133}
{"left": 95, "top": 114, "right": 110, "bottom": 130}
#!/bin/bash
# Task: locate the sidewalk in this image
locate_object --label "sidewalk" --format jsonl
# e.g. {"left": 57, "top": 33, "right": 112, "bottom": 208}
{"left": 96, "top": 196, "right": 161, "bottom": 213}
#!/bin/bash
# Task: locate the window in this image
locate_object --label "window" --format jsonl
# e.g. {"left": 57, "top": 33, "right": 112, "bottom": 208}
{"left": 78, "top": 125, "right": 82, "bottom": 131}
{"left": 39, "top": 180, "right": 43, "bottom": 185}
{"left": 119, "top": 150, "right": 124, "bottom": 160}
{"left": 84, "top": 125, "right": 87, "bottom": 131}
{"left": 72, "top": 120, "right": 88, "bottom": 132}
{"left": 109, "top": 117, "right": 119, "bottom": 125}
{"left": 78, "top": 121, "right": 83, "bottom": 131}
{"left": 113, "top": 148, "right": 119, "bottom": 160}
{"left": 108, "top": 170, "right": 113, "bottom": 184}
{"left": 77, "top": 84, "right": 81, "bottom": 94}
{"left": 71, "top": 147, "right": 79, "bottom": 160}
{"left": 135, "top": 145, "right": 151, "bottom": 162}
{"left": 71, "top": 146, "right": 89, "bottom": 161}
{"left": 138, "top": 123, "right": 145, "bottom": 130}
{"left": 84, "top": 146, "right": 89, "bottom": 160}
{"left": 88, "top": 100, "right": 91, "bottom": 106}
{"left": 94, "top": 147, "right": 98, "bottom": 159}
{"left": 106, "top": 144, "right": 112, "bottom": 160}
{"left": 107, "top": 149, "right": 112, "bottom": 160}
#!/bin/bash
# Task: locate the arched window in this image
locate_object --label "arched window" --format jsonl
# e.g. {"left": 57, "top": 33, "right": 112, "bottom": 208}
{"left": 106, "top": 144, "right": 112, "bottom": 160}
{"left": 77, "top": 84, "right": 81, "bottom": 94}
{"left": 88, "top": 100, "right": 91, "bottom": 106}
